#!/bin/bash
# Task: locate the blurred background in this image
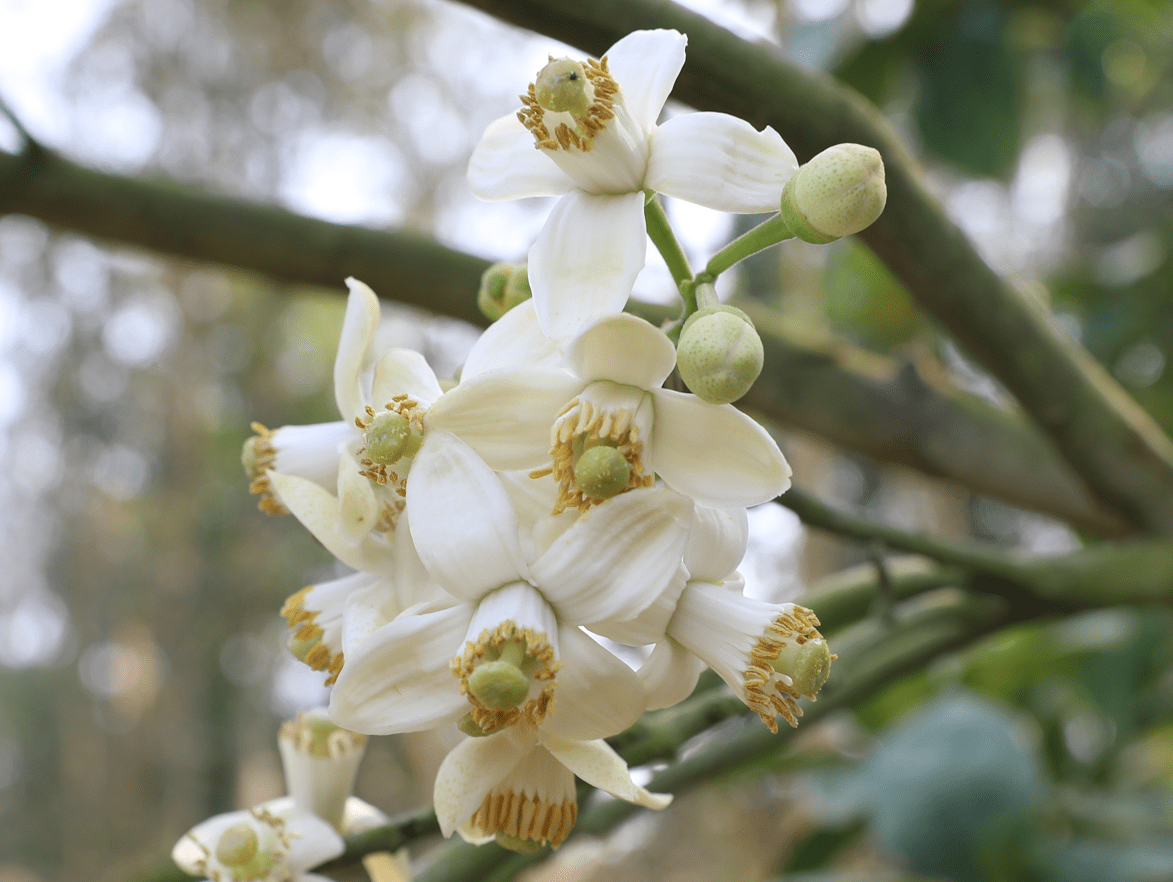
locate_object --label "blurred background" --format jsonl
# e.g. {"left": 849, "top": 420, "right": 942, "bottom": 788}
{"left": 0, "top": 0, "right": 1171, "bottom": 880}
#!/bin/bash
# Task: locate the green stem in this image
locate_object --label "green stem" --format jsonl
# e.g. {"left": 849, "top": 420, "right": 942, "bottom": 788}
{"left": 643, "top": 192, "right": 692, "bottom": 288}
{"left": 704, "top": 214, "right": 793, "bottom": 277}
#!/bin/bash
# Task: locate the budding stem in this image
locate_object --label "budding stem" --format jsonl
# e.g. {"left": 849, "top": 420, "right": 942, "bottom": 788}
{"left": 643, "top": 192, "right": 692, "bottom": 288}
{"left": 705, "top": 214, "right": 795, "bottom": 278}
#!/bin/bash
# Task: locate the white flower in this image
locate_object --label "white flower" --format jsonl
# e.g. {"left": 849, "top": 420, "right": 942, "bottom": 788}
{"left": 468, "top": 29, "right": 799, "bottom": 337}
{"left": 433, "top": 722, "right": 671, "bottom": 850}
{"left": 328, "top": 432, "right": 691, "bottom": 740}
{"left": 640, "top": 505, "right": 833, "bottom": 732}
{"left": 433, "top": 312, "right": 791, "bottom": 513}
{"left": 172, "top": 798, "right": 344, "bottom": 882}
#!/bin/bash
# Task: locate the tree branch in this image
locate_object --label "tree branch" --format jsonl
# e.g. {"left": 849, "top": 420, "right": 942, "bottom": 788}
{"left": 0, "top": 149, "right": 1126, "bottom": 535}
{"left": 448, "top": 0, "right": 1173, "bottom": 535}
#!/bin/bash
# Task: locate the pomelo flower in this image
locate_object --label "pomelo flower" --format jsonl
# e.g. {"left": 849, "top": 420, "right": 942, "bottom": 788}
{"left": 468, "top": 28, "right": 799, "bottom": 338}
{"left": 434, "top": 722, "right": 671, "bottom": 851}
{"left": 328, "top": 432, "right": 691, "bottom": 740}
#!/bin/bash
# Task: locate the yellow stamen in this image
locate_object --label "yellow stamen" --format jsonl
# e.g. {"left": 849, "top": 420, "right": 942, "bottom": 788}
{"left": 451, "top": 621, "right": 559, "bottom": 732}
{"left": 743, "top": 606, "right": 834, "bottom": 733}
{"left": 245, "top": 422, "right": 287, "bottom": 516}
{"left": 469, "top": 789, "right": 577, "bottom": 849}
{"left": 518, "top": 54, "right": 619, "bottom": 154}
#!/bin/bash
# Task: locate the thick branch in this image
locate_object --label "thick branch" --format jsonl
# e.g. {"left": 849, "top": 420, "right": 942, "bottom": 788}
{"left": 450, "top": 0, "right": 1173, "bottom": 535}
{"left": 0, "top": 148, "right": 1125, "bottom": 534}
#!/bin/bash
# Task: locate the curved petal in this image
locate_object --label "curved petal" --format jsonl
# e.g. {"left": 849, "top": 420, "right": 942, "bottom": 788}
{"left": 341, "top": 797, "right": 391, "bottom": 836}
{"left": 336, "top": 279, "right": 382, "bottom": 421}
{"left": 433, "top": 726, "right": 538, "bottom": 836}
{"left": 531, "top": 487, "right": 692, "bottom": 626}
{"left": 427, "top": 368, "right": 583, "bottom": 471}
{"left": 541, "top": 625, "right": 646, "bottom": 741}
{"left": 638, "top": 637, "right": 706, "bottom": 711}
{"left": 541, "top": 733, "right": 672, "bottom": 809}
{"left": 336, "top": 450, "right": 379, "bottom": 544}
{"left": 467, "top": 113, "right": 576, "bottom": 201}
{"left": 587, "top": 560, "right": 688, "bottom": 646}
{"left": 328, "top": 603, "right": 473, "bottom": 735}
{"left": 685, "top": 505, "right": 749, "bottom": 582}
{"left": 565, "top": 312, "right": 677, "bottom": 388}
{"left": 604, "top": 29, "right": 687, "bottom": 134}
{"left": 528, "top": 190, "right": 646, "bottom": 340}
{"left": 650, "top": 389, "right": 792, "bottom": 507}
{"left": 283, "top": 810, "right": 347, "bottom": 872}
{"left": 460, "top": 300, "right": 564, "bottom": 380}
{"left": 371, "top": 348, "right": 443, "bottom": 409}
{"left": 646, "top": 113, "right": 798, "bottom": 213}
{"left": 405, "top": 431, "right": 528, "bottom": 599}
{"left": 268, "top": 472, "right": 397, "bottom": 576}
{"left": 269, "top": 421, "right": 355, "bottom": 488}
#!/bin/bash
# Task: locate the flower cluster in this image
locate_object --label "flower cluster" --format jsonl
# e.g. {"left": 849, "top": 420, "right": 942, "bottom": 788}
{"left": 187, "top": 26, "right": 888, "bottom": 874}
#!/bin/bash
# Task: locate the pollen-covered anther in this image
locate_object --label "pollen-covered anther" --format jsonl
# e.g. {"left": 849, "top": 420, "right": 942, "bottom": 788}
{"left": 281, "top": 587, "right": 345, "bottom": 685}
{"left": 540, "top": 398, "right": 652, "bottom": 514}
{"left": 243, "top": 422, "right": 287, "bottom": 515}
{"left": 744, "top": 605, "right": 834, "bottom": 734}
{"left": 452, "top": 622, "right": 559, "bottom": 732}
{"left": 518, "top": 53, "right": 619, "bottom": 154}
{"left": 469, "top": 790, "right": 577, "bottom": 850}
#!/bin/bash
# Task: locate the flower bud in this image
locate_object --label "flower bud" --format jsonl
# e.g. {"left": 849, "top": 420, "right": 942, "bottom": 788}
{"left": 676, "top": 306, "right": 764, "bottom": 405}
{"left": 477, "top": 262, "right": 532, "bottom": 320}
{"left": 781, "top": 143, "right": 886, "bottom": 243}
{"left": 534, "top": 58, "right": 590, "bottom": 117}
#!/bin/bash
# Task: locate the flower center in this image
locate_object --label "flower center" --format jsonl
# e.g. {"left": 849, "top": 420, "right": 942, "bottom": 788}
{"left": 744, "top": 606, "right": 834, "bottom": 734}
{"left": 281, "top": 587, "right": 344, "bottom": 686}
{"left": 201, "top": 810, "right": 289, "bottom": 882}
{"left": 531, "top": 385, "right": 654, "bottom": 515}
{"left": 451, "top": 622, "right": 559, "bottom": 733}
{"left": 518, "top": 55, "right": 618, "bottom": 154}
{"left": 243, "top": 423, "right": 287, "bottom": 516}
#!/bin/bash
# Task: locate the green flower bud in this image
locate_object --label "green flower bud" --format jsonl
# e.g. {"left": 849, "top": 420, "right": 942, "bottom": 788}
{"left": 676, "top": 306, "right": 764, "bottom": 405}
{"left": 215, "top": 824, "right": 259, "bottom": 867}
{"left": 477, "top": 262, "right": 532, "bottom": 320}
{"left": 573, "top": 444, "right": 631, "bottom": 500}
{"left": 534, "top": 59, "right": 590, "bottom": 117}
{"left": 781, "top": 143, "right": 886, "bottom": 243}
{"left": 495, "top": 833, "right": 546, "bottom": 854}
{"left": 468, "top": 660, "right": 530, "bottom": 711}
{"left": 363, "top": 412, "right": 413, "bottom": 465}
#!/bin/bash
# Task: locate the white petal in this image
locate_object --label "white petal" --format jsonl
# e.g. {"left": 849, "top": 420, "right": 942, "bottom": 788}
{"left": 282, "top": 809, "right": 347, "bottom": 871}
{"left": 530, "top": 487, "right": 692, "bottom": 626}
{"left": 467, "top": 113, "right": 576, "bottom": 200}
{"left": 529, "top": 190, "right": 646, "bottom": 339}
{"left": 540, "top": 625, "right": 647, "bottom": 741}
{"left": 336, "top": 451, "right": 379, "bottom": 543}
{"left": 604, "top": 29, "right": 687, "bottom": 134}
{"left": 565, "top": 312, "right": 677, "bottom": 388}
{"left": 371, "top": 348, "right": 443, "bottom": 409}
{"left": 541, "top": 733, "right": 672, "bottom": 809}
{"left": 433, "top": 726, "right": 538, "bottom": 836}
{"left": 650, "top": 389, "right": 792, "bottom": 507}
{"left": 269, "top": 472, "right": 397, "bottom": 576}
{"left": 638, "top": 637, "right": 706, "bottom": 710}
{"left": 269, "top": 421, "right": 356, "bottom": 488}
{"left": 587, "top": 560, "right": 688, "bottom": 646}
{"left": 646, "top": 113, "right": 798, "bottom": 213}
{"left": 426, "top": 368, "right": 584, "bottom": 471}
{"left": 685, "top": 505, "right": 749, "bottom": 582}
{"left": 406, "top": 431, "right": 528, "bottom": 599}
{"left": 336, "top": 279, "right": 382, "bottom": 420}
{"left": 340, "top": 797, "right": 391, "bottom": 835}
{"left": 328, "top": 603, "right": 473, "bottom": 735}
{"left": 460, "top": 300, "right": 564, "bottom": 380}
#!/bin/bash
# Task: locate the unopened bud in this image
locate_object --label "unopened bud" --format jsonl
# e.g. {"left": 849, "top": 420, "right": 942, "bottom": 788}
{"left": 676, "top": 306, "right": 764, "bottom": 405}
{"left": 534, "top": 59, "right": 590, "bottom": 117}
{"left": 477, "top": 262, "right": 532, "bottom": 320}
{"left": 363, "top": 412, "right": 416, "bottom": 465}
{"left": 781, "top": 143, "right": 886, "bottom": 243}
{"left": 574, "top": 444, "right": 631, "bottom": 499}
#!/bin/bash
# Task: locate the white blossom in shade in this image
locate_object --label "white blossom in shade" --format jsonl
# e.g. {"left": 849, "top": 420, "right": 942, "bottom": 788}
{"left": 640, "top": 504, "right": 833, "bottom": 732}
{"left": 278, "top": 708, "right": 388, "bottom": 834}
{"left": 328, "top": 432, "right": 691, "bottom": 741}
{"left": 432, "top": 312, "right": 791, "bottom": 513}
{"left": 467, "top": 28, "right": 798, "bottom": 338}
{"left": 171, "top": 798, "right": 343, "bottom": 882}
{"left": 433, "top": 722, "right": 671, "bottom": 850}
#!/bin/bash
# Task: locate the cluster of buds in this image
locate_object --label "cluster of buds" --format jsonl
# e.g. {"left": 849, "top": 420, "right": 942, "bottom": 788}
{"left": 178, "top": 27, "right": 890, "bottom": 878}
